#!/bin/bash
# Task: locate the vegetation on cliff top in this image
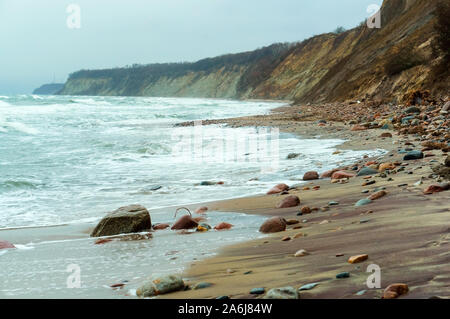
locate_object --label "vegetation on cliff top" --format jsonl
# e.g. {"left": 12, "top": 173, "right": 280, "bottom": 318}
{"left": 61, "top": 0, "right": 448, "bottom": 103}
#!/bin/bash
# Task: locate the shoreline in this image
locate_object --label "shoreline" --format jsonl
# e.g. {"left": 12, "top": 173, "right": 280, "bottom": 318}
{"left": 167, "top": 102, "right": 450, "bottom": 299}
{"left": 1, "top": 99, "right": 448, "bottom": 299}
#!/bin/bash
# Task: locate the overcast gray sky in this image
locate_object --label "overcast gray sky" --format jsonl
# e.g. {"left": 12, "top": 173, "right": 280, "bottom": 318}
{"left": 0, "top": 0, "right": 383, "bottom": 94}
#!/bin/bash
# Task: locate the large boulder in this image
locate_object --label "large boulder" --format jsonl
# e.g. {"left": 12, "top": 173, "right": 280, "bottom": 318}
{"left": 136, "top": 274, "right": 185, "bottom": 297}
{"left": 276, "top": 195, "right": 300, "bottom": 208}
{"left": 259, "top": 217, "right": 287, "bottom": 233}
{"left": 171, "top": 215, "right": 198, "bottom": 230}
{"left": 90, "top": 205, "right": 151, "bottom": 237}
{"left": 303, "top": 171, "right": 319, "bottom": 181}
{"left": 0, "top": 240, "right": 15, "bottom": 250}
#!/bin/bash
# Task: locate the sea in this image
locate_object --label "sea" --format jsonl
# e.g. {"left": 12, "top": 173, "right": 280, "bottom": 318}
{"left": 0, "top": 95, "right": 385, "bottom": 298}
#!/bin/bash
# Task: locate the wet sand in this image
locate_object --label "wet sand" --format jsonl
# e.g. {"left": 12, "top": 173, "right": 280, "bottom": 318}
{"left": 169, "top": 104, "right": 450, "bottom": 299}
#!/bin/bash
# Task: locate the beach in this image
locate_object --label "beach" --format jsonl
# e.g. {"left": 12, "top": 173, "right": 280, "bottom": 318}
{"left": 170, "top": 101, "right": 450, "bottom": 299}
{"left": 1, "top": 97, "right": 449, "bottom": 299}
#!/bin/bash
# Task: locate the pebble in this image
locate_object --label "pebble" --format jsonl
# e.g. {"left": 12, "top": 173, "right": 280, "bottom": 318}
{"left": 369, "top": 190, "right": 387, "bottom": 200}
{"left": 216, "top": 295, "right": 229, "bottom": 300}
{"left": 264, "top": 287, "right": 298, "bottom": 299}
{"left": 382, "top": 283, "right": 409, "bottom": 299}
{"left": 336, "top": 272, "right": 350, "bottom": 279}
{"left": 299, "top": 283, "right": 319, "bottom": 291}
{"left": 328, "top": 201, "right": 339, "bottom": 206}
{"left": 294, "top": 249, "right": 309, "bottom": 257}
{"left": 250, "top": 288, "right": 266, "bottom": 295}
{"left": 355, "top": 198, "right": 372, "bottom": 206}
{"left": 348, "top": 254, "right": 369, "bottom": 264}
{"left": 193, "top": 282, "right": 213, "bottom": 290}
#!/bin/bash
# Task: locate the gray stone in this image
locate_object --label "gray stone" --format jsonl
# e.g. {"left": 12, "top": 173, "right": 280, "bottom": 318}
{"left": 250, "top": 288, "right": 266, "bottom": 295}
{"left": 91, "top": 205, "right": 151, "bottom": 237}
{"left": 193, "top": 282, "right": 213, "bottom": 290}
{"left": 357, "top": 167, "right": 379, "bottom": 177}
{"left": 136, "top": 274, "right": 184, "bottom": 297}
{"left": 355, "top": 199, "right": 372, "bottom": 207}
{"left": 299, "top": 283, "right": 319, "bottom": 291}
{"left": 403, "top": 151, "right": 424, "bottom": 161}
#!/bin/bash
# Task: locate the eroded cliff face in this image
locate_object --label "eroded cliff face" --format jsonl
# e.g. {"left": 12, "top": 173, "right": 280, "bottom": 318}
{"left": 59, "top": 0, "right": 446, "bottom": 103}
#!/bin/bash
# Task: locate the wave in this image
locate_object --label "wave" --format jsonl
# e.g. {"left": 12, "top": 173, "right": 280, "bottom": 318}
{"left": 0, "top": 118, "right": 39, "bottom": 135}
{"left": 0, "top": 180, "right": 39, "bottom": 190}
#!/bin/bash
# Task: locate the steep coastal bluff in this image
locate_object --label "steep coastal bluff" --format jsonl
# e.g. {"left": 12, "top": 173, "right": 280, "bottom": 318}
{"left": 59, "top": 0, "right": 447, "bottom": 103}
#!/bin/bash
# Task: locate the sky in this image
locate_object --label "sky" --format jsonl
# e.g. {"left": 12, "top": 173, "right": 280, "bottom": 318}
{"left": 0, "top": 0, "right": 383, "bottom": 94}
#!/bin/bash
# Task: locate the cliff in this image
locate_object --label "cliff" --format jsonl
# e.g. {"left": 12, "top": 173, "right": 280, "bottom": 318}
{"left": 59, "top": 0, "right": 448, "bottom": 103}
{"left": 33, "top": 83, "right": 65, "bottom": 95}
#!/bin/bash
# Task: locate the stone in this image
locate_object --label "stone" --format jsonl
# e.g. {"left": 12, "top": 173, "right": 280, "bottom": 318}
{"left": 136, "top": 274, "right": 185, "bottom": 297}
{"left": 369, "top": 190, "right": 387, "bottom": 200}
{"left": 281, "top": 236, "right": 291, "bottom": 241}
{"left": 0, "top": 240, "right": 15, "bottom": 250}
{"left": 328, "top": 201, "right": 339, "bottom": 206}
{"left": 336, "top": 272, "right": 350, "bottom": 279}
{"left": 403, "top": 151, "right": 424, "bottom": 160}
{"left": 214, "top": 222, "right": 233, "bottom": 230}
{"left": 250, "top": 288, "right": 265, "bottom": 295}
{"left": 200, "top": 181, "right": 216, "bottom": 186}
{"left": 286, "top": 219, "right": 299, "bottom": 225}
{"left": 320, "top": 168, "right": 340, "bottom": 178}
{"left": 362, "top": 180, "right": 376, "bottom": 186}
{"left": 379, "top": 163, "right": 395, "bottom": 172}
{"left": 300, "top": 206, "right": 312, "bottom": 215}
{"left": 380, "top": 132, "right": 393, "bottom": 138}
{"left": 171, "top": 215, "right": 199, "bottom": 230}
{"left": 267, "top": 183, "right": 289, "bottom": 195}
{"left": 259, "top": 217, "right": 287, "bottom": 233}
{"left": 287, "top": 153, "right": 301, "bottom": 159}
{"left": 277, "top": 195, "right": 300, "bottom": 208}
{"left": 294, "top": 249, "right": 309, "bottom": 257}
{"left": 193, "top": 282, "right": 213, "bottom": 290}
{"left": 357, "top": 167, "right": 379, "bottom": 177}
{"left": 423, "top": 183, "right": 450, "bottom": 194}
{"left": 90, "top": 205, "right": 151, "bottom": 237}
{"left": 441, "top": 101, "right": 450, "bottom": 113}
{"left": 264, "top": 287, "right": 298, "bottom": 299}
{"left": 195, "top": 206, "right": 208, "bottom": 214}
{"left": 355, "top": 199, "right": 372, "bottom": 207}
{"left": 153, "top": 223, "right": 170, "bottom": 230}
{"left": 351, "top": 125, "right": 367, "bottom": 131}
{"left": 348, "top": 254, "right": 369, "bottom": 264}
{"left": 445, "top": 156, "right": 450, "bottom": 167}
{"left": 197, "top": 224, "right": 210, "bottom": 232}
{"left": 299, "top": 283, "right": 319, "bottom": 291}
{"left": 405, "top": 106, "right": 421, "bottom": 114}
{"left": 303, "top": 171, "right": 319, "bottom": 181}
{"left": 331, "top": 171, "right": 355, "bottom": 179}
{"left": 382, "top": 283, "right": 409, "bottom": 299}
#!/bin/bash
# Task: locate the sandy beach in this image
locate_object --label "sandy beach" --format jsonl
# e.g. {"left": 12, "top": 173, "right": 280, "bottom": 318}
{"left": 1, "top": 100, "right": 448, "bottom": 299}
{"left": 169, "top": 101, "right": 450, "bottom": 299}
